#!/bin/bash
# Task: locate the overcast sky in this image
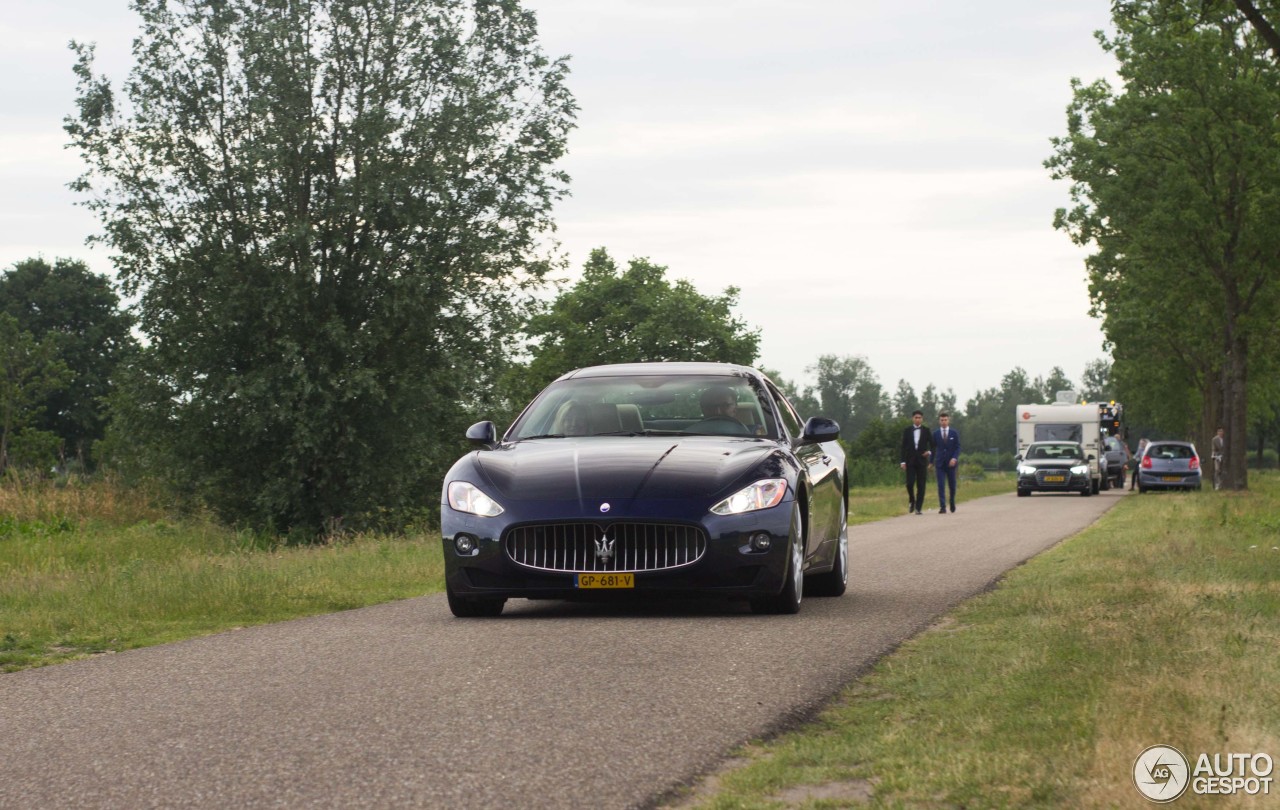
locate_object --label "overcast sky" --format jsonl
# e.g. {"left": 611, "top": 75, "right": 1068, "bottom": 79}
{"left": 0, "top": 1, "right": 1118, "bottom": 404}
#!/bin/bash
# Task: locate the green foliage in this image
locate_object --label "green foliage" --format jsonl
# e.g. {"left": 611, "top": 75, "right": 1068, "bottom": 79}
{"left": 0, "top": 314, "right": 72, "bottom": 474}
{"left": 513, "top": 248, "right": 761, "bottom": 407}
{"left": 849, "top": 416, "right": 908, "bottom": 464}
{"left": 0, "top": 257, "right": 135, "bottom": 465}
{"left": 803, "top": 354, "right": 890, "bottom": 441}
{"left": 65, "top": 0, "right": 575, "bottom": 534}
{"left": 1047, "top": 1, "right": 1280, "bottom": 489}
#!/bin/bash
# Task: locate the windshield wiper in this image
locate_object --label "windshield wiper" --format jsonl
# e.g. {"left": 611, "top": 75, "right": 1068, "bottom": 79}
{"left": 516, "top": 433, "right": 567, "bottom": 440}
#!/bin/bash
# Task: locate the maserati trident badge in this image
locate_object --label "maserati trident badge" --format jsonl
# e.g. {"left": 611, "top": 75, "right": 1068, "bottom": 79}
{"left": 594, "top": 531, "right": 615, "bottom": 563}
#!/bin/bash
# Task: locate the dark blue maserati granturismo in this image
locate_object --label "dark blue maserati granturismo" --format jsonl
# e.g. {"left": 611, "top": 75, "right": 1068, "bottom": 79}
{"left": 440, "top": 362, "right": 848, "bottom": 617}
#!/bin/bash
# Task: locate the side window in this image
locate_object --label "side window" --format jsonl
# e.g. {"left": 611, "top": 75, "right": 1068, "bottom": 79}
{"left": 767, "top": 383, "right": 803, "bottom": 439}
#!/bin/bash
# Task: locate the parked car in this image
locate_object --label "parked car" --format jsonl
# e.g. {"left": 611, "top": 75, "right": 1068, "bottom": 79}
{"left": 1137, "top": 441, "right": 1202, "bottom": 492}
{"left": 440, "top": 362, "right": 849, "bottom": 617}
{"left": 1102, "top": 435, "right": 1130, "bottom": 489}
{"left": 1015, "top": 441, "right": 1093, "bottom": 497}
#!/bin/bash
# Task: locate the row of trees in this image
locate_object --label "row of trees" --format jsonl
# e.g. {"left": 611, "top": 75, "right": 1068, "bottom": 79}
{"left": 1048, "top": 0, "right": 1280, "bottom": 490}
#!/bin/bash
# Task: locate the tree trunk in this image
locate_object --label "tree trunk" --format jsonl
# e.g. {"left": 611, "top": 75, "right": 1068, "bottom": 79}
{"left": 1224, "top": 334, "right": 1249, "bottom": 490}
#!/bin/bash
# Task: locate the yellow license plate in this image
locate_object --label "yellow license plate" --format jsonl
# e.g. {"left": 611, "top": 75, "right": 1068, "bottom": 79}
{"left": 576, "top": 573, "right": 634, "bottom": 589}
{"left": 1162, "top": 476, "right": 1182, "bottom": 482}
{"left": 1043, "top": 475, "right": 1065, "bottom": 483}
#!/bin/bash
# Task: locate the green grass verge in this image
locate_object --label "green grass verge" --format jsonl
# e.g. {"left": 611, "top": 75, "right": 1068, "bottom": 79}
{"left": 0, "top": 478, "right": 446, "bottom": 671}
{"left": 667, "top": 472, "right": 1280, "bottom": 809}
{"left": 846, "top": 471, "right": 1013, "bottom": 526}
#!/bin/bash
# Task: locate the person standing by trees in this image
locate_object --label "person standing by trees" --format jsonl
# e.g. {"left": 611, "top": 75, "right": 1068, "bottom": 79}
{"left": 1130, "top": 437, "right": 1150, "bottom": 491}
{"left": 1212, "top": 427, "right": 1226, "bottom": 490}
{"left": 899, "top": 410, "right": 933, "bottom": 515}
{"left": 933, "top": 412, "right": 961, "bottom": 513}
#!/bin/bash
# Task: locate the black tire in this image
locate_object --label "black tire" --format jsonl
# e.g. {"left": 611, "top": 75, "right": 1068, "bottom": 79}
{"left": 807, "top": 499, "right": 848, "bottom": 598}
{"left": 447, "top": 586, "right": 506, "bottom": 617}
{"left": 1080, "top": 485, "right": 1091, "bottom": 497}
{"left": 1017, "top": 488, "right": 1030, "bottom": 497}
{"left": 751, "top": 503, "right": 804, "bottom": 615}
{"left": 1091, "top": 477, "right": 1101, "bottom": 495}
{"left": 1101, "top": 474, "right": 1110, "bottom": 492}
{"left": 1138, "top": 484, "right": 1147, "bottom": 494}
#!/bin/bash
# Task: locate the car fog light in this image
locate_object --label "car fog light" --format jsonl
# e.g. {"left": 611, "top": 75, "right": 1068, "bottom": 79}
{"left": 454, "top": 534, "right": 477, "bottom": 554}
{"left": 750, "top": 532, "right": 771, "bottom": 551}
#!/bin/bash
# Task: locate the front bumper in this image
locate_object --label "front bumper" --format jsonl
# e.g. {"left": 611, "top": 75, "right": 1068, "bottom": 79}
{"left": 1017, "top": 470, "right": 1089, "bottom": 493}
{"left": 441, "top": 499, "right": 795, "bottom": 601}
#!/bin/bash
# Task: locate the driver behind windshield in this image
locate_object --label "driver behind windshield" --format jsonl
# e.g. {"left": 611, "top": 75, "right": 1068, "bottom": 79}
{"left": 699, "top": 386, "right": 742, "bottom": 423}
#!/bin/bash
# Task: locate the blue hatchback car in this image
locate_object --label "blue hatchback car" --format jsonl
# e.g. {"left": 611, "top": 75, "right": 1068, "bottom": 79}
{"left": 1136, "top": 441, "right": 1202, "bottom": 492}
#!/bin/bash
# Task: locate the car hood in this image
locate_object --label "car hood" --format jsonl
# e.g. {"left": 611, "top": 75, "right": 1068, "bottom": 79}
{"left": 468, "top": 436, "right": 788, "bottom": 505}
{"left": 1020, "top": 458, "right": 1085, "bottom": 470}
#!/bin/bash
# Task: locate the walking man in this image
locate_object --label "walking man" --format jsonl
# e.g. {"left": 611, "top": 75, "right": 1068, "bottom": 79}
{"left": 933, "top": 412, "right": 961, "bottom": 513}
{"left": 1212, "top": 427, "right": 1225, "bottom": 490}
{"left": 899, "top": 410, "right": 933, "bottom": 515}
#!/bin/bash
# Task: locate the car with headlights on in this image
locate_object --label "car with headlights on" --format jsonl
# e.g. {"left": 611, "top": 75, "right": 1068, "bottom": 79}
{"left": 1136, "top": 441, "right": 1202, "bottom": 492}
{"left": 440, "top": 362, "right": 848, "bottom": 617}
{"left": 1015, "top": 441, "right": 1093, "bottom": 497}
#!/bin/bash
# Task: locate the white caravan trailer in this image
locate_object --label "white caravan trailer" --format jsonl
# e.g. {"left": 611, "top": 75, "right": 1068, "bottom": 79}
{"left": 1015, "top": 392, "right": 1105, "bottom": 494}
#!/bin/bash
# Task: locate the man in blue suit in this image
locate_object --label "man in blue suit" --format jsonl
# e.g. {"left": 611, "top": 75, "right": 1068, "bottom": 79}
{"left": 933, "top": 412, "right": 961, "bottom": 513}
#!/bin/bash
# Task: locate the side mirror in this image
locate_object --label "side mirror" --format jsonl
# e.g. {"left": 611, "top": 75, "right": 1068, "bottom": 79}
{"left": 466, "top": 420, "right": 498, "bottom": 449}
{"left": 799, "top": 416, "right": 840, "bottom": 444}
{"left": 1087, "top": 454, "right": 1095, "bottom": 462}
{"left": 1014, "top": 454, "right": 1022, "bottom": 462}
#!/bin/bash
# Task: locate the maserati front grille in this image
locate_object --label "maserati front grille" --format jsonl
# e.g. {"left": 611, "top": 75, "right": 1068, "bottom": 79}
{"left": 504, "top": 522, "right": 708, "bottom": 573}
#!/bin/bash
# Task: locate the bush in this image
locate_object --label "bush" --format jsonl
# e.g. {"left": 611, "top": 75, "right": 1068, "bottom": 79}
{"left": 847, "top": 458, "right": 902, "bottom": 488}
{"left": 959, "top": 461, "right": 986, "bottom": 481}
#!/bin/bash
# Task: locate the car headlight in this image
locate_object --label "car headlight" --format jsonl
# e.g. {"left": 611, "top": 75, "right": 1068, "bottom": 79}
{"left": 710, "top": 478, "right": 788, "bottom": 515}
{"left": 447, "top": 481, "right": 504, "bottom": 517}
{"left": 1017, "top": 465, "right": 1036, "bottom": 476}
{"left": 1070, "top": 465, "right": 1089, "bottom": 475}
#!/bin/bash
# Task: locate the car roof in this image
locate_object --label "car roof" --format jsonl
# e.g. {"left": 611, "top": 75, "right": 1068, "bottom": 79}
{"left": 1147, "top": 440, "right": 1194, "bottom": 447}
{"left": 557, "top": 362, "right": 762, "bottom": 380}
{"left": 1028, "top": 440, "right": 1081, "bottom": 446}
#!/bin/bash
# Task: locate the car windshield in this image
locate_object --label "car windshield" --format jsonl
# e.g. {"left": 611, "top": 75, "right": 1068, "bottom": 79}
{"left": 1028, "top": 443, "right": 1082, "bottom": 460}
{"left": 1148, "top": 444, "right": 1194, "bottom": 460}
{"left": 508, "top": 374, "right": 778, "bottom": 440}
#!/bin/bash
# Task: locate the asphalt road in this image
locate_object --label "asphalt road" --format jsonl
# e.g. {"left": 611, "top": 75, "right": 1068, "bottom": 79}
{"left": 0, "top": 488, "right": 1124, "bottom": 809}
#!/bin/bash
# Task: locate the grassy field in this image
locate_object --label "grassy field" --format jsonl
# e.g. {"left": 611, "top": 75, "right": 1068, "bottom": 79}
{"left": 0, "top": 476, "right": 446, "bottom": 671}
{"left": 666, "top": 473, "right": 1280, "bottom": 809}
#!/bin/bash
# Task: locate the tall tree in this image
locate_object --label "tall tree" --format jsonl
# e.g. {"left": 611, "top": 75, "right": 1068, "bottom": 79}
{"left": 66, "top": 0, "right": 575, "bottom": 532}
{"left": 1048, "top": 0, "right": 1280, "bottom": 489}
{"left": 1037, "top": 366, "right": 1075, "bottom": 403}
{"left": 0, "top": 257, "right": 135, "bottom": 464}
{"left": 804, "top": 354, "right": 889, "bottom": 441}
{"left": 1079, "top": 358, "right": 1113, "bottom": 403}
{"left": 514, "top": 248, "right": 760, "bottom": 408}
{"left": 891, "top": 379, "right": 920, "bottom": 418}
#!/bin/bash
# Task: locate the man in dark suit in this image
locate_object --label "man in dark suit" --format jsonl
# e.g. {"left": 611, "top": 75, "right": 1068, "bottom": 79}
{"left": 899, "top": 410, "right": 933, "bottom": 514}
{"left": 933, "top": 411, "right": 961, "bottom": 513}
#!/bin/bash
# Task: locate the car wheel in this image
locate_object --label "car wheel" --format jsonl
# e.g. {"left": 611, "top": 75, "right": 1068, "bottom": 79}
{"left": 1091, "top": 478, "right": 1101, "bottom": 495}
{"left": 1101, "top": 474, "right": 1110, "bottom": 491}
{"left": 1138, "top": 484, "right": 1147, "bottom": 494}
{"left": 808, "top": 500, "right": 848, "bottom": 597}
{"left": 447, "top": 586, "right": 506, "bottom": 618}
{"left": 751, "top": 502, "right": 804, "bottom": 615}
{"left": 1080, "top": 485, "right": 1090, "bottom": 497}
{"left": 1017, "top": 488, "right": 1030, "bottom": 497}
